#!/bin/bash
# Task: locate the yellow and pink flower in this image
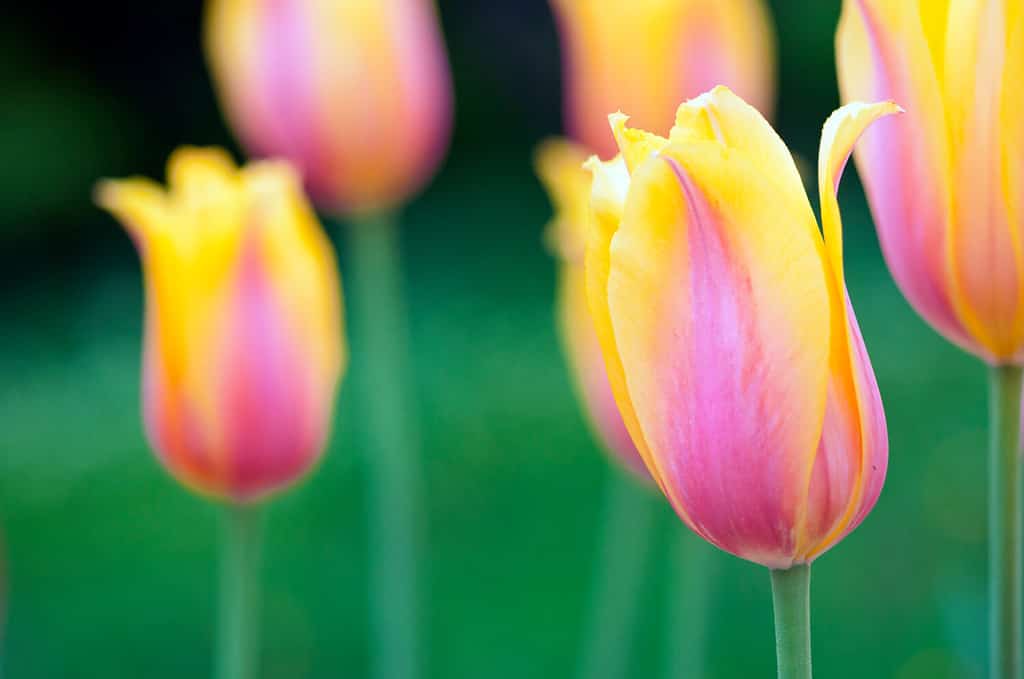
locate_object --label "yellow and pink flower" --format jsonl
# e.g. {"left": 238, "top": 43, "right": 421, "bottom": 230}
{"left": 549, "top": 0, "right": 776, "bottom": 158}
{"left": 837, "top": 0, "right": 1024, "bottom": 364}
{"left": 97, "top": 148, "right": 345, "bottom": 502}
{"left": 205, "top": 0, "right": 453, "bottom": 215}
{"left": 584, "top": 88, "right": 894, "bottom": 568}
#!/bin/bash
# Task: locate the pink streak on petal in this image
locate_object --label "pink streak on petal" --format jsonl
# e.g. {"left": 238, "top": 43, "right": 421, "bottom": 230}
{"left": 854, "top": 4, "right": 976, "bottom": 354}
{"left": 220, "top": 237, "right": 325, "bottom": 502}
{"left": 652, "top": 157, "right": 802, "bottom": 569}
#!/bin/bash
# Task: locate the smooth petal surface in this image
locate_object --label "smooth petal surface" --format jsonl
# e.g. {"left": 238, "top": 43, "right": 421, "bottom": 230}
{"left": 836, "top": 0, "right": 975, "bottom": 354}
{"left": 205, "top": 0, "right": 453, "bottom": 215}
{"left": 550, "top": 0, "right": 776, "bottom": 157}
{"left": 97, "top": 149, "right": 345, "bottom": 502}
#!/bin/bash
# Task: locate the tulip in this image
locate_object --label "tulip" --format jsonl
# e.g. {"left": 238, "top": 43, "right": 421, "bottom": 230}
{"left": 536, "top": 139, "right": 648, "bottom": 478}
{"left": 549, "top": 0, "right": 776, "bottom": 158}
{"left": 837, "top": 4, "right": 1024, "bottom": 677}
{"left": 584, "top": 87, "right": 895, "bottom": 677}
{"left": 96, "top": 147, "right": 345, "bottom": 503}
{"left": 204, "top": 0, "right": 453, "bottom": 216}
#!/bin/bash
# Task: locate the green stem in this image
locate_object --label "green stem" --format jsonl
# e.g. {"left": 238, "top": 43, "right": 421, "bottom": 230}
{"left": 988, "top": 364, "right": 1023, "bottom": 679}
{"left": 577, "top": 471, "right": 655, "bottom": 679}
{"left": 347, "top": 212, "right": 421, "bottom": 679}
{"left": 664, "top": 529, "right": 714, "bottom": 679}
{"left": 770, "top": 564, "right": 812, "bottom": 679}
{"left": 216, "top": 504, "right": 264, "bottom": 679}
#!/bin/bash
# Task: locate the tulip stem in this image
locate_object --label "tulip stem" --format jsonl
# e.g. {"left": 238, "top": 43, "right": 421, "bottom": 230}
{"left": 664, "top": 529, "right": 714, "bottom": 679}
{"left": 216, "top": 504, "right": 264, "bottom": 679}
{"left": 577, "top": 471, "right": 656, "bottom": 679}
{"left": 347, "top": 212, "right": 422, "bottom": 679}
{"left": 988, "top": 364, "right": 1023, "bottom": 679}
{"left": 770, "top": 564, "right": 812, "bottom": 679}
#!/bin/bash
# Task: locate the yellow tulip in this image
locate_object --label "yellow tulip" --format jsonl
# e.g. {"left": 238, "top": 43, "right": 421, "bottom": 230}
{"left": 549, "top": 0, "right": 776, "bottom": 158}
{"left": 96, "top": 148, "right": 345, "bottom": 502}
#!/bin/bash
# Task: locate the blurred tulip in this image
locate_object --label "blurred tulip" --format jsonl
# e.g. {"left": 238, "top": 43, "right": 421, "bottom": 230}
{"left": 836, "top": 1, "right": 1024, "bottom": 364}
{"left": 549, "top": 0, "right": 776, "bottom": 158}
{"left": 585, "top": 87, "right": 895, "bottom": 569}
{"left": 96, "top": 148, "right": 345, "bottom": 502}
{"left": 205, "top": 0, "right": 453, "bottom": 216}
{"left": 535, "top": 140, "right": 648, "bottom": 478}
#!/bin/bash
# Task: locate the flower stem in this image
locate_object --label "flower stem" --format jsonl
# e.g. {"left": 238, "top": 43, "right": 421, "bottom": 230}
{"left": 347, "top": 212, "right": 422, "bottom": 679}
{"left": 988, "top": 364, "right": 1023, "bottom": 679}
{"left": 664, "top": 529, "right": 713, "bottom": 679}
{"left": 770, "top": 564, "right": 812, "bottom": 679}
{"left": 216, "top": 504, "right": 264, "bottom": 679}
{"left": 576, "top": 471, "right": 655, "bottom": 679}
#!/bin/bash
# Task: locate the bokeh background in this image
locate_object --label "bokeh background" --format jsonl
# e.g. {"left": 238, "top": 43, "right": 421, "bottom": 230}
{"left": 0, "top": 1, "right": 987, "bottom": 677}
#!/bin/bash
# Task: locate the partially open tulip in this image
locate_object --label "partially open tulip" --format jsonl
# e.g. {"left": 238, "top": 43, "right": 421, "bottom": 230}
{"left": 204, "top": 0, "right": 453, "bottom": 216}
{"left": 836, "top": 1, "right": 1024, "bottom": 364}
{"left": 584, "top": 87, "right": 894, "bottom": 569}
{"left": 549, "top": 0, "right": 776, "bottom": 158}
{"left": 96, "top": 148, "right": 345, "bottom": 502}
{"left": 535, "top": 140, "right": 648, "bottom": 478}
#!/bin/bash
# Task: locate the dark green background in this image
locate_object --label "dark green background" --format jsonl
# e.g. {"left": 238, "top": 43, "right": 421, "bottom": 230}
{"left": 0, "top": 1, "right": 987, "bottom": 677}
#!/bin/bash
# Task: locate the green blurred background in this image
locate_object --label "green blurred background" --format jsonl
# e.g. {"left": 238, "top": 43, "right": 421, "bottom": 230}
{"left": 0, "top": 1, "right": 988, "bottom": 677}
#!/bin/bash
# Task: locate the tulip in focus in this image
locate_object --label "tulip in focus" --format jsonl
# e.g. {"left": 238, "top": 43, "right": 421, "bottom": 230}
{"left": 205, "top": 0, "right": 453, "bottom": 216}
{"left": 585, "top": 87, "right": 895, "bottom": 570}
{"left": 837, "top": 1, "right": 1024, "bottom": 364}
{"left": 536, "top": 140, "right": 648, "bottom": 478}
{"left": 96, "top": 148, "right": 346, "bottom": 503}
{"left": 549, "top": 0, "right": 776, "bottom": 158}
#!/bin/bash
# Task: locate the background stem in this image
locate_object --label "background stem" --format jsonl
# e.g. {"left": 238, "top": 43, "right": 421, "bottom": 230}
{"left": 216, "top": 504, "right": 264, "bottom": 679}
{"left": 347, "top": 213, "right": 422, "bottom": 679}
{"left": 576, "top": 471, "right": 655, "bottom": 679}
{"left": 770, "top": 564, "right": 812, "bottom": 679}
{"left": 664, "top": 529, "right": 713, "bottom": 679}
{"left": 988, "top": 365, "right": 1022, "bottom": 679}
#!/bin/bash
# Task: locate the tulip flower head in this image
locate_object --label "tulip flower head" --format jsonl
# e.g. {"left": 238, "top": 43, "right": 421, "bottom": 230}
{"left": 536, "top": 139, "right": 649, "bottom": 478}
{"left": 585, "top": 87, "right": 895, "bottom": 569}
{"left": 96, "top": 148, "right": 345, "bottom": 503}
{"left": 837, "top": 1, "right": 1024, "bottom": 364}
{"left": 549, "top": 0, "right": 776, "bottom": 158}
{"left": 205, "top": 0, "right": 454, "bottom": 216}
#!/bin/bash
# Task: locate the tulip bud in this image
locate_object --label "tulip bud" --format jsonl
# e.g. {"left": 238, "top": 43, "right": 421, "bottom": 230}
{"left": 549, "top": 0, "right": 776, "bottom": 158}
{"left": 584, "top": 87, "right": 894, "bottom": 568}
{"left": 96, "top": 148, "right": 345, "bottom": 502}
{"left": 535, "top": 140, "right": 649, "bottom": 478}
{"left": 204, "top": 0, "right": 454, "bottom": 216}
{"left": 837, "top": 1, "right": 1024, "bottom": 364}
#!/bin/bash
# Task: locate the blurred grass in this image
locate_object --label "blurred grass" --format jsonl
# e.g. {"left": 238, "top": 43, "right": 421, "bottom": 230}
{"left": 0, "top": 155, "right": 991, "bottom": 677}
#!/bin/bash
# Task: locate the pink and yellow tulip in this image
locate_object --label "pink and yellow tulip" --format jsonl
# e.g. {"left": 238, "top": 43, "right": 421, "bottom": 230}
{"left": 204, "top": 0, "right": 453, "bottom": 216}
{"left": 536, "top": 140, "right": 647, "bottom": 477}
{"left": 549, "top": 0, "right": 776, "bottom": 158}
{"left": 585, "top": 87, "right": 894, "bottom": 569}
{"left": 96, "top": 148, "right": 345, "bottom": 502}
{"left": 837, "top": 0, "right": 1024, "bottom": 364}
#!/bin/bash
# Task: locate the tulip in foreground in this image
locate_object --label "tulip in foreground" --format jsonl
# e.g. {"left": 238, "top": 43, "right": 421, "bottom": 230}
{"left": 97, "top": 148, "right": 345, "bottom": 679}
{"left": 837, "top": 4, "right": 1024, "bottom": 676}
{"left": 585, "top": 87, "right": 896, "bottom": 677}
{"left": 549, "top": 0, "right": 776, "bottom": 158}
{"left": 205, "top": 0, "right": 453, "bottom": 216}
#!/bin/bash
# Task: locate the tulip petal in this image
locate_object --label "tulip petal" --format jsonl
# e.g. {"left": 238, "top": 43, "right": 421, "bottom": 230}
{"left": 837, "top": 0, "right": 974, "bottom": 353}
{"left": 605, "top": 140, "right": 830, "bottom": 568}
{"left": 941, "top": 0, "right": 1024, "bottom": 360}
{"left": 799, "top": 102, "right": 897, "bottom": 559}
